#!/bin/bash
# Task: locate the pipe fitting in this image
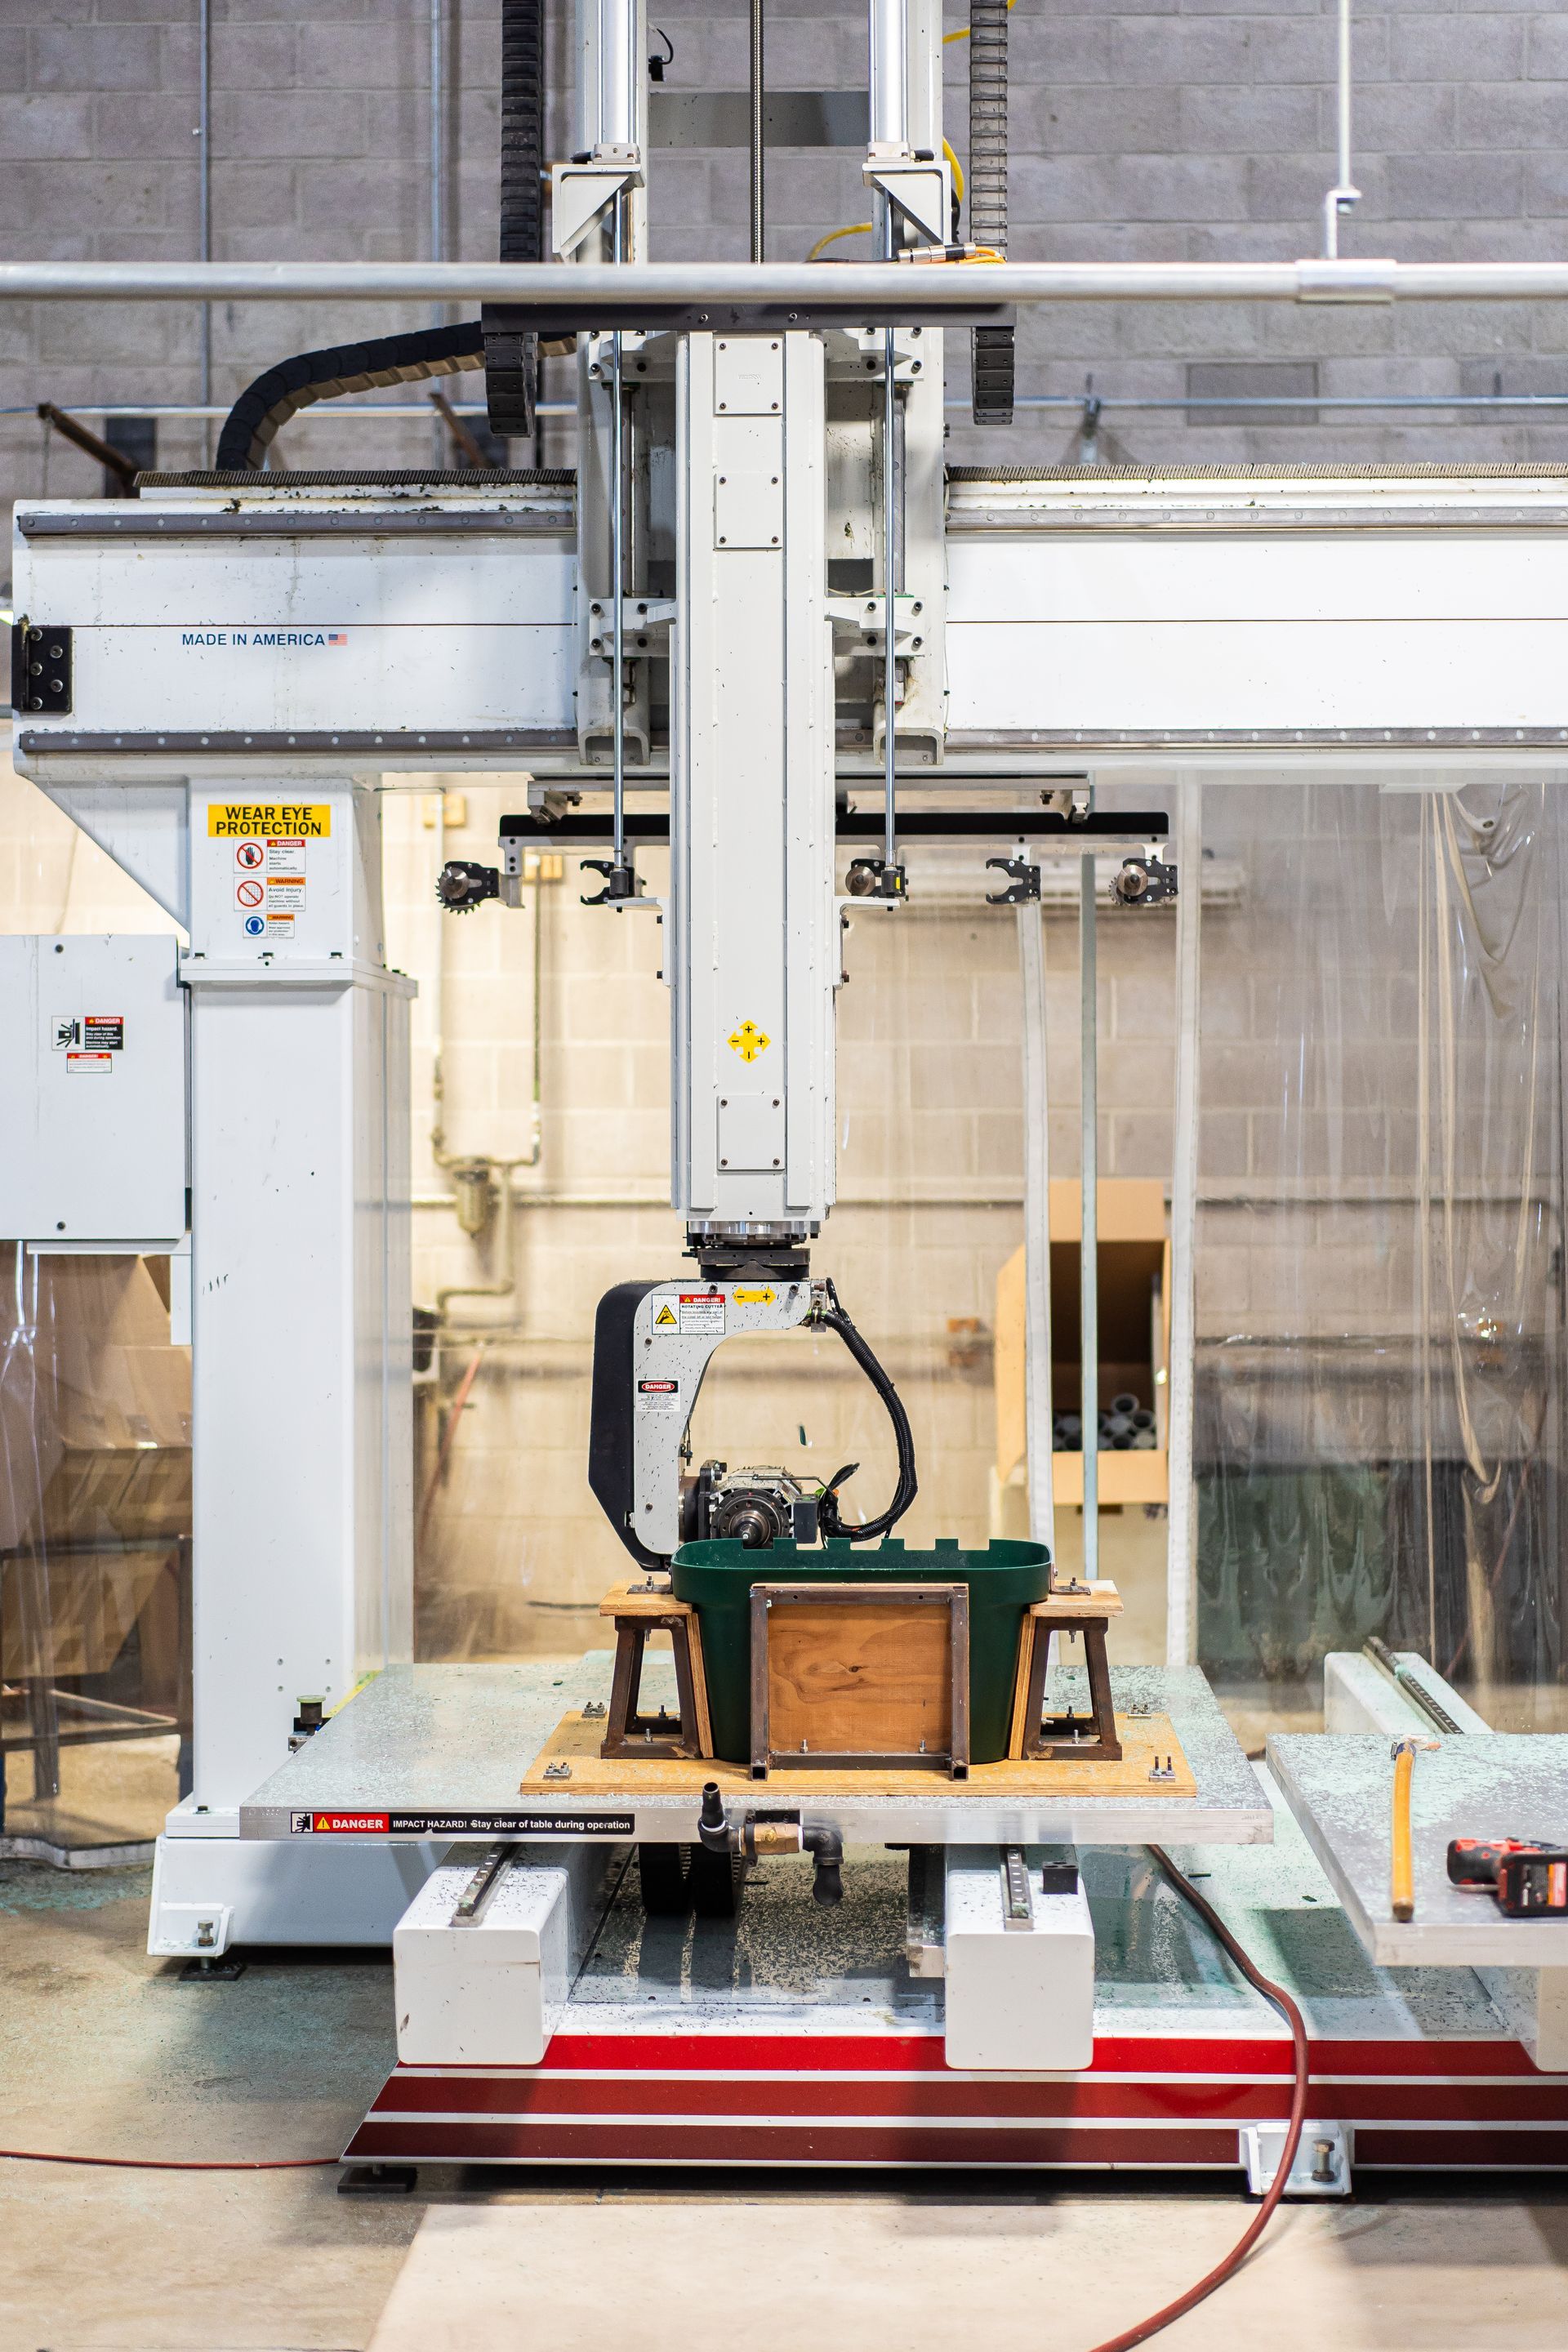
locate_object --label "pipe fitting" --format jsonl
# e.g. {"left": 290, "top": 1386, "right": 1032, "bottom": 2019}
{"left": 697, "top": 1788, "right": 844, "bottom": 1904}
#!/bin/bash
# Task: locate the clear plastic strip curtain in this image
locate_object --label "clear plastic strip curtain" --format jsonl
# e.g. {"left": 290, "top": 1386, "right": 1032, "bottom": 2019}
{"left": 1196, "top": 778, "right": 1566, "bottom": 1719}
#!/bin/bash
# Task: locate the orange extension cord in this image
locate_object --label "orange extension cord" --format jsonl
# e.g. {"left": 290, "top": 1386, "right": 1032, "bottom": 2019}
{"left": 2, "top": 1845, "right": 1311, "bottom": 2343}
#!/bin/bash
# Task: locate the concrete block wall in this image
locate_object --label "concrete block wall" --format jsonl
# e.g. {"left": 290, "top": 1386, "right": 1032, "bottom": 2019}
{"left": 6, "top": 0, "right": 1568, "bottom": 519}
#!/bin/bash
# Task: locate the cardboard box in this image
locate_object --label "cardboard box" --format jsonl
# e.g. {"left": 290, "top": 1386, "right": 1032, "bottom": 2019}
{"left": 995, "top": 1180, "right": 1170, "bottom": 1508}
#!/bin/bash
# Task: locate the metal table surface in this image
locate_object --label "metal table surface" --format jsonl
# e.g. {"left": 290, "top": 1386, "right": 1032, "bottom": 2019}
{"left": 1269, "top": 1731, "right": 1568, "bottom": 1968}
{"left": 241, "top": 1657, "right": 1271, "bottom": 1847}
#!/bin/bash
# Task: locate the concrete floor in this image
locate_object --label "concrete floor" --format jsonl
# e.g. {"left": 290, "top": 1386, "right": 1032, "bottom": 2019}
{"left": 0, "top": 1859, "right": 421, "bottom": 2352}
{"left": 5, "top": 1849, "right": 1568, "bottom": 2352}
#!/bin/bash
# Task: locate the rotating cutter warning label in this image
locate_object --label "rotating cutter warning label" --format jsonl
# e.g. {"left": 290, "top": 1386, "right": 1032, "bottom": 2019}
{"left": 235, "top": 877, "right": 265, "bottom": 910}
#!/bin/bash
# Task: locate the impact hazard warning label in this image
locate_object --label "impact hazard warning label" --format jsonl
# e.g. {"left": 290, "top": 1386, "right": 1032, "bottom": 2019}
{"left": 208, "top": 802, "right": 332, "bottom": 839}
{"left": 288, "top": 1810, "right": 635, "bottom": 1837}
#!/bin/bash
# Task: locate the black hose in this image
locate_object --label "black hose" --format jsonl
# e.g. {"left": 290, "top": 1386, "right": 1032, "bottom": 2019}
{"left": 813, "top": 1282, "right": 918, "bottom": 1543}
{"left": 486, "top": 0, "right": 548, "bottom": 435}
{"left": 215, "top": 321, "right": 485, "bottom": 470}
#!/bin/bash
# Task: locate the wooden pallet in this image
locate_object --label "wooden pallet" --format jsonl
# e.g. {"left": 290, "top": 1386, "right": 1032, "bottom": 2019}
{"left": 518, "top": 1708, "right": 1196, "bottom": 1800}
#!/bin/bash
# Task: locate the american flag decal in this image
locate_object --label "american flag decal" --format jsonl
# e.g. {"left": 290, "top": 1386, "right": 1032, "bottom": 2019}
{"left": 328, "top": 632, "right": 348, "bottom": 646}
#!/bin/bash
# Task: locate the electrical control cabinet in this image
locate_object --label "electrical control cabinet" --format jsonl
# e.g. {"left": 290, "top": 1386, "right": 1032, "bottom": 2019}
{"left": 0, "top": 933, "right": 187, "bottom": 1242}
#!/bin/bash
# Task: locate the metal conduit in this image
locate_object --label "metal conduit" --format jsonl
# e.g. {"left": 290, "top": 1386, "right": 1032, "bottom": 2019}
{"left": 13, "top": 260, "right": 1568, "bottom": 305}
{"left": 16, "top": 392, "right": 1568, "bottom": 424}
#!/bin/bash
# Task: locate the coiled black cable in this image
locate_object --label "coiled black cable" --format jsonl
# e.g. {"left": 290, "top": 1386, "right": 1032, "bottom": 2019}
{"left": 813, "top": 1281, "right": 918, "bottom": 1543}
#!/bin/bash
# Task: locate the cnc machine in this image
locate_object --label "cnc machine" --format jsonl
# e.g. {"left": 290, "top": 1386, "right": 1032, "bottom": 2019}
{"left": 9, "top": 0, "right": 1568, "bottom": 2190}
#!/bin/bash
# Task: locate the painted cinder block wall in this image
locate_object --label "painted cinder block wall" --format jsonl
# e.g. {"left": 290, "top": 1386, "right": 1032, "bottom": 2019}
{"left": 5, "top": 0, "right": 1568, "bottom": 519}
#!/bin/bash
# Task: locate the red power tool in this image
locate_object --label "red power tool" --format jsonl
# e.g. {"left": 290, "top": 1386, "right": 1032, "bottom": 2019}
{"left": 1446, "top": 1839, "right": 1568, "bottom": 1918}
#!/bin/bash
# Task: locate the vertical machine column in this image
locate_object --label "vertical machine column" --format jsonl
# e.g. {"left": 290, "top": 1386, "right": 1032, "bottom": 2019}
{"left": 182, "top": 777, "right": 412, "bottom": 1811}
{"left": 672, "top": 332, "right": 835, "bottom": 1242}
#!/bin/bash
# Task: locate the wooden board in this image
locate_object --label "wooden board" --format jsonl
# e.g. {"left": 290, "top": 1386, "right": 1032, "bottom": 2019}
{"left": 599, "top": 1581, "right": 687, "bottom": 1621}
{"left": 764, "top": 1599, "right": 953, "bottom": 1760}
{"left": 519, "top": 1708, "right": 1196, "bottom": 1800}
{"left": 1028, "top": 1580, "right": 1123, "bottom": 1619}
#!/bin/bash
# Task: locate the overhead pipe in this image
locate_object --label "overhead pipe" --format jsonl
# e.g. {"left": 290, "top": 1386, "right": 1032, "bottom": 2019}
{"left": 13, "top": 259, "right": 1568, "bottom": 305}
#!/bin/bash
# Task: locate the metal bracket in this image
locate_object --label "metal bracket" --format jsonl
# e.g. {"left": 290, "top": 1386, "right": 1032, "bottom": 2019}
{"left": 985, "top": 854, "right": 1040, "bottom": 906}
{"left": 11, "top": 619, "right": 72, "bottom": 715}
{"left": 1111, "top": 854, "right": 1178, "bottom": 907}
{"left": 1241, "top": 2119, "right": 1353, "bottom": 2198}
{"left": 826, "top": 592, "right": 924, "bottom": 653}
{"left": 864, "top": 159, "right": 950, "bottom": 250}
{"left": 844, "top": 856, "right": 907, "bottom": 903}
{"left": 551, "top": 156, "right": 645, "bottom": 261}
{"left": 588, "top": 595, "right": 677, "bottom": 657}
{"left": 579, "top": 858, "right": 644, "bottom": 908}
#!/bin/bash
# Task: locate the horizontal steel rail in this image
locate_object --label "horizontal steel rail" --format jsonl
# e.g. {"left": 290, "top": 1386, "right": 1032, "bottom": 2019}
{"left": 5, "top": 257, "right": 1568, "bottom": 307}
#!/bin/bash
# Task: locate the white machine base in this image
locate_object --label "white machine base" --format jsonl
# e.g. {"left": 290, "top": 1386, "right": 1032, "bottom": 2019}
{"left": 148, "top": 1819, "right": 446, "bottom": 1958}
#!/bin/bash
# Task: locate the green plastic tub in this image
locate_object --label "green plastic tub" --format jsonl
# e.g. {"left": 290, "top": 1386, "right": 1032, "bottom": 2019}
{"left": 670, "top": 1535, "right": 1054, "bottom": 1767}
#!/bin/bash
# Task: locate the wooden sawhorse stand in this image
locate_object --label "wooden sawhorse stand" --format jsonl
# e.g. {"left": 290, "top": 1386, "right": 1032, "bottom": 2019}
{"left": 599, "top": 1581, "right": 713, "bottom": 1762}
{"left": 1010, "top": 1579, "right": 1124, "bottom": 1763}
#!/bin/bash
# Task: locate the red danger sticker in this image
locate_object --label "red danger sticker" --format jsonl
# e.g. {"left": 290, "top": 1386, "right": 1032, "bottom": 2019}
{"left": 310, "top": 1812, "right": 389, "bottom": 1833}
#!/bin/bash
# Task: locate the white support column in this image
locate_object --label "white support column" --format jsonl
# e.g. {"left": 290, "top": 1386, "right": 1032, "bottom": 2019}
{"left": 1165, "top": 773, "right": 1202, "bottom": 1666}
{"left": 672, "top": 333, "right": 835, "bottom": 1235}
{"left": 1018, "top": 901, "right": 1054, "bottom": 1555}
{"left": 180, "top": 778, "right": 413, "bottom": 1811}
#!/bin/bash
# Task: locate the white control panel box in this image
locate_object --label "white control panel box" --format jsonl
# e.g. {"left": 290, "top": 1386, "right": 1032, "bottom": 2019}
{"left": 0, "top": 933, "right": 187, "bottom": 1242}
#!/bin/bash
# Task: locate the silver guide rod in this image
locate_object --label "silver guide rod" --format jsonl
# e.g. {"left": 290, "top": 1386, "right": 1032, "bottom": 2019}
{"left": 882, "top": 252, "right": 898, "bottom": 872}
{"left": 750, "top": 0, "right": 765, "bottom": 264}
{"left": 11, "top": 260, "right": 1568, "bottom": 304}
{"left": 611, "top": 201, "right": 627, "bottom": 870}
{"left": 1080, "top": 853, "right": 1098, "bottom": 1579}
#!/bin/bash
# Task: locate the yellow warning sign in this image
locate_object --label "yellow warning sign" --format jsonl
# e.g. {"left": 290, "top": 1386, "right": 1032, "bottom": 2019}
{"left": 728, "top": 1020, "right": 771, "bottom": 1062}
{"left": 653, "top": 1303, "right": 677, "bottom": 1327}
{"left": 208, "top": 803, "right": 332, "bottom": 839}
{"left": 734, "top": 1287, "right": 776, "bottom": 1305}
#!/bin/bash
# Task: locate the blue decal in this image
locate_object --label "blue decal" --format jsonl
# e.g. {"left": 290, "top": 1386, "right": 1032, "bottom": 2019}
{"left": 243, "top": 915, "right": 265, "bottom": 937}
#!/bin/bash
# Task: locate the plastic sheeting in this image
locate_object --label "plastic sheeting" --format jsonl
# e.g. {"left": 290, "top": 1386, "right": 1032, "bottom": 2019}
{"left": 1195, "top": 779, "right": 1568, "bottom": 1716}
{"left": 0, "top": 1245, "right": 190, "bottom": 1844}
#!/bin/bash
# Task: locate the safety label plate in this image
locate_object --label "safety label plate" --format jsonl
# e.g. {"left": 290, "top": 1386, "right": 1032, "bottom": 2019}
{"left": 287, "top": 1811, "right": 635, "bottom": 1837}
{"left": 636, "top": 1378, "right": 682, "bottom": 1414}
{"left": 208, "top": 802, "right": 332, "bottom": 838}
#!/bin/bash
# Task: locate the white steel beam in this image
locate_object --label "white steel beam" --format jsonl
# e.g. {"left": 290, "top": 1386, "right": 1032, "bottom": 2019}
{"left": 672, "top": 332, "right": 834, "bottom": 1234}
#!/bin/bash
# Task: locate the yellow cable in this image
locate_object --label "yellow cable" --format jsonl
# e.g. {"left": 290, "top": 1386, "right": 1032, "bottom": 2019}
{"left": 944, "top": 0, "right": 1014, "bottom": 46}
{"left": 942, "top": 137, "right": 964, "bottom": 204}
{"left": 807, "top": 221, "right": 873, "bottom": 262}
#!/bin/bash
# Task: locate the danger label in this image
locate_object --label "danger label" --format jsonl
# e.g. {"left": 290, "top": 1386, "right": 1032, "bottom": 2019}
{"left": 208, "top": 802, "right": 332, "bottom": 839}
{"left": 677, "top": 1291, "right": 725, "bottom": 1334}
{"left": 66, "top": 1052, "right": 112, "bottom": 1074}
{"left": 290, "top": 1810, "right": 635, "bottom": 1837}
{"left": 53, "top": 1013, "right": 122, "bottom": 1051}
{"left": 637, "top": 1379, "right": 682, "bottom": 1414}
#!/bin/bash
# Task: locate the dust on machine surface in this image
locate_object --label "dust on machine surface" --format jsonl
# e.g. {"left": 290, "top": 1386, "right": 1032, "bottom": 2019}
{"left": 6, "top": 0, "right": 1568, "bottom": 2341}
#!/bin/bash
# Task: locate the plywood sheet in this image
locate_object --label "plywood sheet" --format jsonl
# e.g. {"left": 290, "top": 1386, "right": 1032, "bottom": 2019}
{"left": 519, "top": 1708, "right": 1195, "bottom": 1800}
{"left": 765, "top": 1599, "right": 953, "bottom": 1759}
